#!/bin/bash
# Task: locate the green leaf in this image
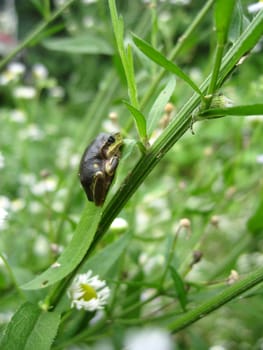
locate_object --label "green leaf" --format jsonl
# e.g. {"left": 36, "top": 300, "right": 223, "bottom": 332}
{"left": 219, "top": 10, "right": 263, "bottom": 86}
{"left": 0, "top": 302, "right": 60, "bottom": 350}
{"left": 24, "top": 311, "right": 60, "bottom": 350}
{"left": 228, "top": 0, "right": 250, "bottom": 43}
{"left": 81, "top": 233, "right": 131, "bottom": 277}
{"left": 199, "top": 104, "right": 263, "bottom": 119}
{"left": 169, "top": 266, "right": 187, "bottom": 311}
{"left": 247, "top": 196, "right": 263, "bottom": 235}
{"left": 215, "top": 0, "right": 236, "bottom": 44}
{"left": 123, "top": 101, "right": 147, "bottom": 142}
{"left": 0, "top": 302, "right": 40, "bottom": 350}
{"left": 43, "top": 34, "right": 113, "bottom": 55}
{"left": 21, "top": 203, "right": 102, "bottom": 290}
{"left": 132, "top": 34, "right": 203, "bottom": 98}
{"left": 147, "top": 76, "right": 176, "bottom": 135}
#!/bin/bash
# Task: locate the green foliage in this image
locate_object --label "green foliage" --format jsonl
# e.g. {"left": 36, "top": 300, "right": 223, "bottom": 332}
{"left": 1, "top": 0, "right": 263, "bottom": 349}
{"left": 22, "top": 203, "right": 101, "bottom": 290}
{"left": 0, "top": 302, "right": 60, "bottom": 350}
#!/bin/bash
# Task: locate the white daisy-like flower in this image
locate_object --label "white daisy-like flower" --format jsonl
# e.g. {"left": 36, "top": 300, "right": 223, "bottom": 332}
{"left": 68, "top": 271, "right": 110, "bottom": 311}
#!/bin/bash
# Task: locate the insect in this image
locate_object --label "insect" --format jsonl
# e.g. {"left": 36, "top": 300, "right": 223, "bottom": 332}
{"left": 79, "top": 132, "right": 123, "bottom": 206}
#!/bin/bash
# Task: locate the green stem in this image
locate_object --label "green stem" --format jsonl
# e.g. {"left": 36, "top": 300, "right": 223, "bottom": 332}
{"left": 90, "top": 7, "right": 263, "bottom": 267}
{"left": 205, "top": 43, "right": 225, "bottom": 107}
{"left": 46, "top": 7, "right": 263, "bottom": 313}
{"left": 140, "top": 0, "right": 215, "bottom": 110}
{"left": 0, "top": 0, "right": 76, "bottom": 71}
{"left": 168, "top": 267, "right": 263, "bottom": 332}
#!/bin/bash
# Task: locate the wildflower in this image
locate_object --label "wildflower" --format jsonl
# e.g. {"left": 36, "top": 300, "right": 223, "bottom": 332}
{"left": 248, "top": 2, "right": 263, "bottom": 13}
{"left": 0, "top": 62, "right": 25, "bottom": 85}
{"left": 227, "top": 270, "right": 239, "bottom": 285}
{"left": 124, "top": 327, "right": 173, "bottom": 350}
{"left": 9, "top": 109, "right": 26, "bottom": 123}
{"left": 68, "top": 271, "right": 110, "bottom": 311}
{"left": 13, "top": 86, "right": 37, "bottom": 99}
{"left": 110, "top": 217, "right": 128, "bottom": 232}
{"left": 49, "top": 86, "right": 64, "bottom": 99}
{"left": 0, "top": 152, "right": 5, "bottom": 169}
{"left": 256, "top": 154, "right": 263, "bottom": 164}
{"left": 31, "top": 177, "right": 57, "bottom": 196}
{"left": 0, "top": 207, "right": 8, "bottom": 230}
{"left": 82, "top": 0, "right": 98, "bottom": 4}
{"left": 10, "top": 198, "right": 25, "bottom": 212}
{"left": 32, "top": 63, "right": 48, "bottom": 80}
{"left": 19, "top": 124, "right": 44, "bottom": 141}
{"left": 8, "top": 62, "right": 25, "bottom": 76}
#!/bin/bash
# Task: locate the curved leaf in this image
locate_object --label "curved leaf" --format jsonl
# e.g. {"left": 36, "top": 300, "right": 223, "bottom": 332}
{"left": 215, "top": 0, "right": 236, "bottom": 44}
{"left": 0, "top": 302, "right": 60, "bottom": 350}
{"left": 21, "top": 203, "right": 102, "bottom": 290}
{"left": 43, "top": 34, "right": 113, "bottom": 55}
{"left": 123, "top": 101, "right": 147, "bottom": 141}
{"left": 132, "top": 34, "right": 203, "bottom": 98}
{"left": 148, "top": 76, "right": 176, "bottom": 135}
{"left": 200, "top": 104, "right": 263, "bottom": 118}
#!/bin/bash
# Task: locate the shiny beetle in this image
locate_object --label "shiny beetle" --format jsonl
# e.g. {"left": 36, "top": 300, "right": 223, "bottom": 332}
{"left": 79, "top": 132, "right": 123, "bottom": 206}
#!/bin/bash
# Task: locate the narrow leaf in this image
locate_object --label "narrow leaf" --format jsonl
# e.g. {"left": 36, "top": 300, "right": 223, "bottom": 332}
{"left": 21, "top": 204, "right": 101, "bottom": 290}
{"left": 132, "top": 34, "right": 203, "bottom": 97}
{"left": 0, "top": 302, "right": 40, "bottom": 350}
{"left": 247, "top": 195, "right": 263, "bottom": 235}
{"left": 148, "top": 76, "right": 176, "bottom": 135}
{"left": 123, "top": 101, "right": 147, "bottom": 141}
{"left": 43, "top": 35, "right": 113, "bottom": 55}
{"left": 200, "top": 104, "right": 263, "bottom": 118}
{"left": 25, "top": 311, "right": 60, "bottom": 350}
{"left": 215, "top": 0, "right": 236, "bottom": 44}
{"left": 228, "top": 0, "right": 250, "bottom": 43}
{"left": 126, "top": 44, "right": 139, "bottom": 107}
{"left": 170, "top": 266, "right": 187, "bottom": 311}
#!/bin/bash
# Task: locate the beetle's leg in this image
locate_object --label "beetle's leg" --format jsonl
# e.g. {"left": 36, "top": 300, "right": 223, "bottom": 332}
{"left": 105, "top": 156, "right": 119, "bottom": 176}
{"left": 92, "top": 171, "right": 107, "bottom": 206}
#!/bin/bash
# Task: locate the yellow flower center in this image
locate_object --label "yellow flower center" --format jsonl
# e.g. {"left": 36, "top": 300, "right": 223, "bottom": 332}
{"left": 80, "top": 283, "right": 97, "bottom": 301}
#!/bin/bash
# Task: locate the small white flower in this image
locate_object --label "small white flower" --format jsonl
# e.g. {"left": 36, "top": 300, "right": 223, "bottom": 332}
{"left": 31, "top": 177, "right": 57, "bottom": 196}
{"left": 32, "top": 63, "right": 48, "bottom": 80}
{"left": 256, "top": 154, "right": 263, "bottom": 164}
{"left": 0, "top": 207, "right": 8, "bottom": 230}
{"left": 0, "top": 152, "right": 5, "bottom": 169}
{"left": 9, "top": 109, "right": 26, "bottom": 123}
{"left": 49, "top": 86, "right": 64, "bottom": 99}
{"left": 0, "top": 196, "right": 11, "bottom": 210}
{"left": 10, "top": 198, "right": 25, "bottom": 212}
{"left": 124, "top": 327, "right": 173, "bottom": 350}
{"left": 248, "top": 2, "right": 263, "bottom": 13}
{"left": 110, "top": 217, "right": 128, "bottom": 232}
{"left": 0, "top": 62, "right": 25, "bottom": 85}
{"left": 19, "top": 124, "right": 44, "bottom": 141}
{"left": 19, "top": 173, "right": 37, "bottom": 186}
{"left": 13, "top": 86, "right": 37, "bottom": 99}
{"left": 82, "top": 0, "right": 98, "bottom": 4}
{"left": 68, "top": 271, "right": 110, "bottom": 311}
{"left": 8, "top": 62, "right": 26, "bottom": 76}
